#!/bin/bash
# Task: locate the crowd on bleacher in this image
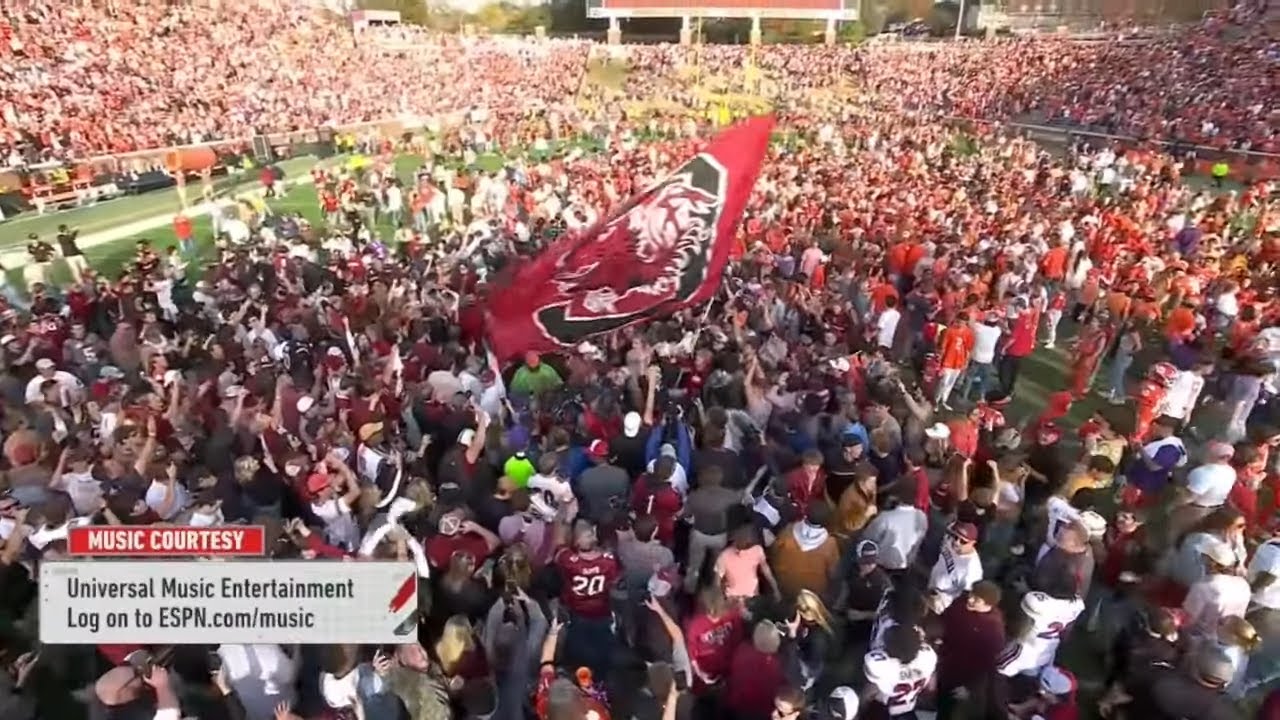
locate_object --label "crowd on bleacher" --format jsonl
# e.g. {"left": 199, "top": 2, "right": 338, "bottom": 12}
{"left": 2, "top": 0, "right": 1278, "bottom": 165}
{"left": 0, "top": 0, "right": 590, "bottom": 166}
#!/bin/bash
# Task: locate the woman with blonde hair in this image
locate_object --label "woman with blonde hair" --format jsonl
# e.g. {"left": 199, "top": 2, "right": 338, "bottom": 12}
{"left": 433, "top": 614, "right": 489, "bottom": 696}
{"left": 792, "top": 589, "right": 842, "bottom": 691}
{"left": 1217, "top": 615, "right": 1261, "bottom": 698}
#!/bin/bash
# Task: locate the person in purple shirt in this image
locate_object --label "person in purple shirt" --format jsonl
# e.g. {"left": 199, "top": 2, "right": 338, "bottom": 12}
{"left": 1124, "top": 416, "right": 1187, "bottom": 496}
{"left": 1173, "top": 224, "right": 1201, "bottom": 257}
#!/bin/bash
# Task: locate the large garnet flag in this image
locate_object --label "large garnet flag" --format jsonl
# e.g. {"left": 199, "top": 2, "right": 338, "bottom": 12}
{"left": 485, "top": 115, "right": 775, "bottom": 360}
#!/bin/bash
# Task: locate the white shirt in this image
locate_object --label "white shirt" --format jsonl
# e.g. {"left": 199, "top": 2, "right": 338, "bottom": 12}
{"left": 1247, "top": 540, "right": 1280, "bottom": 610}
{"left": 1037, "top": 496, "right": 1081, "bottom": 562}
{"left": 876, "top": 308, "right": 901, "bottom": 349}
{"left": 312, "top": 497, "right": 359, "bottom": 550}
{"left": 56, "top": 471, "right": 102, "bottom": 516}
{"left": 1216, "top": 292, "right": 1239, "bottom": 318}
{"left": 928, "top": 543, "right": 983, "bottom": 613}
{"left": 1183, "top": 574, "right": 1251, "bottom": 638}
{"left": 144, "top": 480, "right": 189, "bottom": 521}
{"left": 863, "top": 505, "right": 928, "bottom": 570}
{"left": 223, "top": 218, "right": 251, "bottom": 245}
{"left": 218, "top": 644, "right": 298, "bottom": 720}
{"left": 1185, "top": 462, "right": 1236, "bottom": 508}
{"left": 1159, "top": 371, "right": 1205, "bottom": 420}
{"left": 25, "top": 370, "right": 83, "bottom": 404}
{"left": 864, "top": 646, "right": 937, "bottom": 715}
{"left": 998, "top": 593, "right": 1085, "bottom": 676}
{"left": 971, "top": 323, "right": 1002, "bottom": 364}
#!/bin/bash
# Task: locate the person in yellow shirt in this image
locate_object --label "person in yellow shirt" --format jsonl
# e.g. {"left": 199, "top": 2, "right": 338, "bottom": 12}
{"left": 1063, "top": 456, "right": 1118, "bottom": 504}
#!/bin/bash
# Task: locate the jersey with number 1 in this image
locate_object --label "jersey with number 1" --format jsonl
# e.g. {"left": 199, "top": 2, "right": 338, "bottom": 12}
{"left": 555, "top": 547, "right": 619, "bottom": 620}
{"left": 863, "top": 646, "right": 937, "bottom": 715}
{"left": 997, "top": 593, "right": 1085, "bottom": 676}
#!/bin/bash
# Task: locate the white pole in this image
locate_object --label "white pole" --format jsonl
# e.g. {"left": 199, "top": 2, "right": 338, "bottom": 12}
{"left": 955, "top": 0, "right": 966, "bottom": 39}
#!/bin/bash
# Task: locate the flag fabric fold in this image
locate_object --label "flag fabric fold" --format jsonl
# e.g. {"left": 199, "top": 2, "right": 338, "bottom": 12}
{"left": 484, "top": 115, "right": 776, "bottom": 361}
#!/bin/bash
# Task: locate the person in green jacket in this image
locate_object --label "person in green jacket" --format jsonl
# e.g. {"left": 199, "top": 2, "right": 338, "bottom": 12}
{"left": 1211, "top": 161, "right": 1229, "bottom": 188}
{"left": 509, "top": 352, "right": 563, "bottom": 397}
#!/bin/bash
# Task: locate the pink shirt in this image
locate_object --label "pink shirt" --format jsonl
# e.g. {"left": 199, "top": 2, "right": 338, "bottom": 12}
{"left": 717, "top": 545, "right": 767, "bottom": 598}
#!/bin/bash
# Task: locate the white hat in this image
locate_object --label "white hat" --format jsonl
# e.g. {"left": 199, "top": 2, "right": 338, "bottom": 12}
{"left": 458, "top": 428, "right": 476, "bottom": 446}
{"left": 829, "top": 357, "right": 851, "bottom": 373}
{"left": 823, "top": 686, "right": 859, "bottom": 720}
{"left": 0, "top": 335, "right": 15, "bottom": 346}
{"left": 1203, "top": 539, "right": 1237, "bottom": 567}
{"left": 924, "top": 423, "right": 951, "bottom": 440}
{"left": 1039, "top": 666, "right": 1077, "bottom": 696}
{"left": 296, "top": 396, "right": 316, "bottom": 414}
{"left": 623, "top": 411, "right": 642, "bottom": 438}
{"left": 35, "top": 358, "right": 55, "bottom": 370}
{"left": 1079, "top": 510, "right": 1107, "bottom": 539}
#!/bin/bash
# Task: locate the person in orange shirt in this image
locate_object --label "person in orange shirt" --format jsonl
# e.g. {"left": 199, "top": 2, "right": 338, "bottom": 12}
{"left": 934, "top": 313, "right": 975, "bottom": 409}
{"left": 1041, "top": 242, "right": 1069, "bottom": 289}
{"left": 1165, "top": 301, "right": 1197, "bottom": 342}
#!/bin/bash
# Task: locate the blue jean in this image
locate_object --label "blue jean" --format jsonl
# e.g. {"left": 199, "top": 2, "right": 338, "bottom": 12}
{"left": 1108, "top": 353, "right": 1134, "bottom": 398}
{"left": 961, "top": 361, "right": 995, "bottom": 401}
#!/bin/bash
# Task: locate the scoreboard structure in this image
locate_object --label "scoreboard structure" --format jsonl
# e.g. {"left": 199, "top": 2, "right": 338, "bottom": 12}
{"left": 586, "top": 0, "right": 860, "bottom": 20}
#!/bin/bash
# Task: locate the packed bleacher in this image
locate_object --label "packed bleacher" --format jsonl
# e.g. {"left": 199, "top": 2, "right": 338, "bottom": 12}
{"left": 0, "top": 3, "right": 1279, "bottom": 720}
{"left": 0, "top": 0, "right": 589, "bottom": 165}
{"left": 2, "top": 0, "right": 1278, "bottom": 165}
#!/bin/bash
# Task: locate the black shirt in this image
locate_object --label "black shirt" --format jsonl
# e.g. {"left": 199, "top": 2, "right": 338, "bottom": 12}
{"left": 56, "top": 229, "right": 83, "bottom": 257}
{"left": 844, "top": 566, "right": 892, "bottom": 616}
{"left": 1137, "top": 667, "right": 1242, "bottom": 720}
{"left": 693, "top": 447, "right": 746, "bottom": 490}
{"left": 611, "top": 429, "right": 649, "bottom": 478}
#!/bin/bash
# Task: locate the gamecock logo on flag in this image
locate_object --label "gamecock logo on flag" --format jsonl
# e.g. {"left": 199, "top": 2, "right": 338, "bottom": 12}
{"left": 485, "top": 116, "right": 775, "bottom": 360}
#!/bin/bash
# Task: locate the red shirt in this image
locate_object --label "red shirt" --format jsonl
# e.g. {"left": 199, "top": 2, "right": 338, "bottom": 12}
{"left": 723, "top": 644, "right": 786, "bottom": 716}
{"left": 630, "top": 480, "right": 682, "bottom": 545}
{"left": 1006, "top": 309, "right": 1040, "bottom": 357}
{"left": 684, "top": 609, "right": 744, "bottom": 687}
{"left": 425, "top": 532, "right": 492, "bottom": 570}
{"left": 784, "top": 467, "right": 828, "bottom": 516}
{"left": 554, "top": 547, "right": 619, "bottom": 619}
{"left": 948, "top": 419, "right": 979, "bottom": 458}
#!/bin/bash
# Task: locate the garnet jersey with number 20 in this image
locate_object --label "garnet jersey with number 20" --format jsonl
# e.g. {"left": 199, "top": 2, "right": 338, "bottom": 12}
{"left": 556, "top": 547, "right": 619, "bottom": 619}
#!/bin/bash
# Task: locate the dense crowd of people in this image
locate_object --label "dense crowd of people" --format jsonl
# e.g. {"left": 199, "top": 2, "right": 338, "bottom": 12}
{"left": 3, "top": 0, "right": 1278, "bottom": 167}
{"left": 1, "top": 2, "right": 1280, "bottom": 720}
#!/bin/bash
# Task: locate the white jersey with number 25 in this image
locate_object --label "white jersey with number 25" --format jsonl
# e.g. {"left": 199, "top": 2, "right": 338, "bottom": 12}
{"left": 864, "top": 645, "right": 937, "bottom": 716}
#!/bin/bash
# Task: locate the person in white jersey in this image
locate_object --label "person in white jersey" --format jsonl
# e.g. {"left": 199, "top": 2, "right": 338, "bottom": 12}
{"left": 928, "top": 522, "right": 984, "bottom": 615}
{"left": 862, "top": 623, "right": 937, "bottom": 719}
{"left": 996, "top": 582, "right": 1085, "bottom": 680}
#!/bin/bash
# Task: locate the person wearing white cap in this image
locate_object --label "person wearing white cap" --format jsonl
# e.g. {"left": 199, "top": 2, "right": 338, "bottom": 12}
{"left": 24, "top": 357, "right": 82, "bottom": 406}
{"left": 611, "top": 366, "right": 658, "bottom": 476}
{"left": 818, "top": 686, "right": 859, "bottom": 720}
{"left": 1183, "top": 539, "right": 1251, "bottom": 639}
{"left": 1168, "top": 441, "right": 1237, "bottom": 539}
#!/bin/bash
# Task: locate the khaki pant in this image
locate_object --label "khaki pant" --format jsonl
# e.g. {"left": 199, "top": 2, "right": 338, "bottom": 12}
{"left": 22, "top": 261, "right": 51, "bottom": 291}
{"left": 63, "top": 254, "right": 88, "bottom": 282}
{"left": 685, "top": 529, "right": 728, "bottom": 594}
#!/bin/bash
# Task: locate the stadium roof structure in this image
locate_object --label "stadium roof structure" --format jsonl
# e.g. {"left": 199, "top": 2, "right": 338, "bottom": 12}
{"left": 586, "top": 0, "right": 859, "bottom": 20}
